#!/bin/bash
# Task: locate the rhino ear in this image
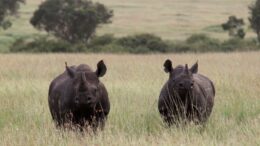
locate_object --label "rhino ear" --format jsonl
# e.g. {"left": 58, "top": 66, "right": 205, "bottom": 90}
{"left": 96, "top": 60, "right": 107, "bottom": 77}
{"left": 190, "top": 61, "right": 198, "bottom": 74}
{"left": 65, "top": 62, "right": 75, "bottom": 78}
{"left": 164, "top": 59, "right": 173, "bottom": 73}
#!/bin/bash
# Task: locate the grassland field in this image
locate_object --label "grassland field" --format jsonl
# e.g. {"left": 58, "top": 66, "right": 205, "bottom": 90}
{"left": 0, "top": 0, "right": 259, "bottom": 145}
{"left": 0, "top": 0, "right": 256, "bottom": 52}
{"left": 0, "top": 52, "right": 259, "bottom": 146}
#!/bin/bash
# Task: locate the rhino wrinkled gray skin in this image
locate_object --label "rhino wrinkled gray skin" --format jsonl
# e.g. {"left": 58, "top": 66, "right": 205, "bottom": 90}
{"left": 158, "top": 59, "right": 215, "bottom": 126}
{"left": 48, "top": 60, "right": 110, "bottom": 131}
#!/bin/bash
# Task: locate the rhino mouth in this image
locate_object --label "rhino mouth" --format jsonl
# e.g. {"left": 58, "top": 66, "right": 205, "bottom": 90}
{"left": 177, "top": 88, "right": 192, "bottom": 98}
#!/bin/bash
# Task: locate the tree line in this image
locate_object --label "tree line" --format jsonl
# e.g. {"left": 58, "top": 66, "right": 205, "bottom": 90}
{"left": 1, "top": 0, "right": 260, "bottom": 53}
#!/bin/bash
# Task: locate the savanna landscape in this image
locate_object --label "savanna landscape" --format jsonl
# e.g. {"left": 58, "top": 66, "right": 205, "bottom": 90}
{"left": 0, "top": 0, "right": 260, "bottom": 146}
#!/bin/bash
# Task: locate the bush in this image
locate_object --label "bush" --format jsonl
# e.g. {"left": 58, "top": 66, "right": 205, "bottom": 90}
{"left": 91, "top": 44, "right": 128, "bottom": 53}
{"left": 9, "top": 33, "right": 260, "bottom": 53}
{"left": 186, "top": 34, "right": 210, "bottom": 44}
{"left": 221, "top": 38, "right": 259, "bottom": 52}
{"left": 166, "top": 34, "right": 259, "bottom": 53}
{"left": 116, "top": 33, "right": 169, "bottom": 52}
{"left": 10, "top": 36, "right": 87, "bottom": 52}
{"left": 185, "top": 34, "right": 221, "bottom": 52}
{"left": 221, "top": 38, "right": 243, "bottom": 51}
{"left": 88, "top": 34, "right": 116, "bottom": 47}
{"left": 164, "top": 41, "right": 191, "bottom": 52}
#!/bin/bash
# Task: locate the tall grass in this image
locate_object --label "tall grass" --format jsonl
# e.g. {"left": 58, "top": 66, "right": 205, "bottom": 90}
{"left": 0, "top": 52, "right": 259, "bottom": 146}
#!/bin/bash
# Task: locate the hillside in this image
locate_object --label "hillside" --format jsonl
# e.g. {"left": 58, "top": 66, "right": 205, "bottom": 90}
{"left": 0, "top": 0, "right": 254, "bottom": 52}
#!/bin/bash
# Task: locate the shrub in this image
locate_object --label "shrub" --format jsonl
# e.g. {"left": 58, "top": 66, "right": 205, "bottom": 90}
{"left": 221, "top": 38, "right": 259, "bottom": 52}
{"left": 9, "top": 33, "right": 260, "bottom": 53}
{"left": 166, "top": 41, "right": 192, "bottom": 52}
{"left": 91, "top": 43, "right": 128, "bottom": 53}
{"left": 10, "top": 36, "right": 87, "bottom": 52}
{"left": 88, "top": 34, "right": 116, "bottom": 47}
{"left": 185, "top": 34, "right": 221, "bottom": 52}
{"left": 116, "top": 33, "right": 169, "bottom": 52}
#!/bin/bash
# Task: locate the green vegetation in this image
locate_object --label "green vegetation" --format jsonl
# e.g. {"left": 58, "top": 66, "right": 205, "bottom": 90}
{"left": 30, "top": 0, "right": 113, "bottom": 44}
{"left": 0, "top": 0, "right": 24, "bottom": 29}
{"left": 249, "top": 0, "right": 260, "bottom": 42}
{"left": 222, "top": 16, "right": 245, "bottom": 39}
{"left": 0, "top": 0, "right": 257, "bottom": 53}
{"left": 9, "top": 33, "right": 260, "bottom": 53}
{"left": 0, "top": 52, "right": 259, "bottom": 145}
{"left": 116, "top": 33, "right": 168, "bottom": 53}
{"left": 10, "top": 36, "right": 87, "bottom": 52}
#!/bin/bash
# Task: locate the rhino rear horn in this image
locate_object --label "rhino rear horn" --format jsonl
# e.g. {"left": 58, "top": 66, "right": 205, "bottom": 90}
{"left": 185, "top": 64, "right": 189, "bottom": 74}
{"left": 96, "top": 60, "right": 107, "bottom": 77}
{"left": 65, "top": 62, "right": 76, "bottom": 78}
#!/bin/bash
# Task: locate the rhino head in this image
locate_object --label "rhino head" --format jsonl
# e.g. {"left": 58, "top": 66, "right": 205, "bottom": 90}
{"left": 66, "top": 60, "right": 107, "bottom": 109}
{"left": 163, "top": 59, "right": 198, "bottom": 98}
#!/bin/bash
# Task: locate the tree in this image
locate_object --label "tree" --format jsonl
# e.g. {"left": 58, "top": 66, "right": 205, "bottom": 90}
{"left": 30, "top": 0, "right": 113, "bottom": 44}
{"left": 0, "top": 0, "right": 24, "bottom": 30}
{"left": 222, "top": 16, "right": 245, "bottom": 39}
{"left": 249, "top": 0, "right": 260, "bottom": 42}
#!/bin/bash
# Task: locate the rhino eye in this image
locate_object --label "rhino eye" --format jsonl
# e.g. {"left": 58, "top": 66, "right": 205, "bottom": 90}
{"left": 178, "top": 83, "right": 184, "bottom": 87}
{"left": 93, "top": 87, "right": 98, "bottom": 93}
